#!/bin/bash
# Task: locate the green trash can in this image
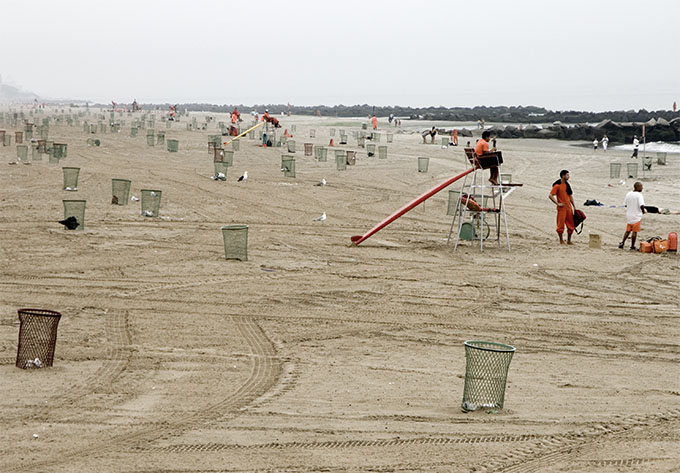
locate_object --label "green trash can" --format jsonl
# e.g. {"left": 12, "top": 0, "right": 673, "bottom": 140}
{"left": 4, "top": 134, "right": 12, "bottom": 146}
{"left": 336, "top": 153, "right": 347, "bottom": 171}
{"left": 16, "top": 145, "right": 28, "bottom": 162}
{"left": 156, "top": 131, "right": 165, "bottom": 145}
{"left": 287, "top": 140, "right": 296, "bottom": 153}
{"left": 281, "top": 156, "right": 296, "bottom": 178}
{"left": 63, "top": 199, "right": 86, "bottom": 230}
{"left": 214, "top": 161, "right": 229, "bottom": 176}
{"left": 657, "top": 152, "right": 667, "bottom": 165}
{"left": 31, "top": 144, "right": 41, "bottom": 161}
{"left": 131, "top": 127, "right": 138, "bottom": 137}
{"left": 447, "top": 189, "right": 460, "bottom": 216}
{"left": 146, "top": 130, "right": 155, "bottom": 146}
{"left": 62, "top": 167, "right": 80, "bottom": 191}
{"left": 15, "top": 308, "right": 62, "bottom": 369}
{"left": 626, "top": 162, "right": 638, "bottom": 179}
{"left": 366, "top": 143, "right": 376, "bottom": 157}
{"left": 462, "top": 340, "right": 515, "bottom": 411}
{"left": 609, "top": 162, "right": 621, "bottom": 179}
{"left": 441, "top": 137, "right": 449, "bottom": 147}
{"left": 221, "top": 149, "right": 234, "bottom": 166}
{"left": 378, "top": 145, "right": 387, "bottom": 159}
{"left": 418, "top": 157, "right": 429, "bottom": 173}
{"left": 221, "top": 224, "right": 248, "bottom": 261}
{"left": 25, "top": 129, "right": 33, "bottom": 140}
{"left": 167, "top": 139, "right": 179, "bottom": 152}
{"left": 386, "top": 133, "right": 393, "bottom": 143}
{"left": 318, "top": 147, "right": 328, "bottom": 162}
{"left": 232, "top": 139, "right": 240, "bottom": 151}
{"left": 53, "top": 143, "right": 67, "bottom": 159}
{"left": 141, "top": 189, "right": 162, "bottom": 217}
{"left": 111, "top": 179, "right": 131, "bottom": 205}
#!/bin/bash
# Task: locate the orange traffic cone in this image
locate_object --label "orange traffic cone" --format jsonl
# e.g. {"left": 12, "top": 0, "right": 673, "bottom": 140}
{"left": 329, "top": 138, "right": 334, "bottom": 147}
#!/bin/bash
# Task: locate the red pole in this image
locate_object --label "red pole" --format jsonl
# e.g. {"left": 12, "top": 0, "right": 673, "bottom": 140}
{"left": 350, "top": 168, "right": 474, "bottom": 245}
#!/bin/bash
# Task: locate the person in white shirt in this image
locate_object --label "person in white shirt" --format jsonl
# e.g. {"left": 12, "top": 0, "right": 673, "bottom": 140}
{"left": 619, "top": 181, "right": 646, "bottom": 250}
{"left": 592, "top": 138, "right": 598, "bottom": 151}
{"left": 631, "top": 135, "right": 640, "bottom": 158}
{"left": 601, "top": 135, "right": 609, "bottom": 151}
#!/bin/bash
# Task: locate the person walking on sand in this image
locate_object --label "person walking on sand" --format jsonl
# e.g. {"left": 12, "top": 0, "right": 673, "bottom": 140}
{"left": 549, "top": 170, "right": 577, "bottom": 245}
{"left": 619, "top": 182, "right": 646, "bottom": 250}
{"left": 371, "top": 115, "right": 378, "bottom": 130}
{"left": 593, "top": 138, "right": 598, "bottom": 151}
{"left": 631, "top": 135, "right": 640, "bottom": 158}
{"left": 601, "top": 135, "right": 609, "bottom": 151}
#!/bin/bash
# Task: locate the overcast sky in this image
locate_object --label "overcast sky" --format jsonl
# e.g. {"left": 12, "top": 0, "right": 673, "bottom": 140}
{"left": 1, "top": 0, "right": 678, "bottom": 112}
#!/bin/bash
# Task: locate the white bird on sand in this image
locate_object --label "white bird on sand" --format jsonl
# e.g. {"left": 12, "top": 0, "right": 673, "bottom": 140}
{"left": 237, "top": 171, "right": 248, "bottom": 182}
{"left": 314, "top": 178, "right": 327, "bottom": 187}
{"left": 314, "top": 212, "right": 327, "bottom": 222}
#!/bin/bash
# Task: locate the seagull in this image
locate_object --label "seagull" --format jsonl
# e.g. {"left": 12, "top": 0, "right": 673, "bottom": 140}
{"left": 314, "top": 212, "right": 326, "bottom": 222}
{"left": 314, "top": 178, "right": 327, "bottom": 187}
{"left": 237, "top": 171, "right": 248, "bottom": 182}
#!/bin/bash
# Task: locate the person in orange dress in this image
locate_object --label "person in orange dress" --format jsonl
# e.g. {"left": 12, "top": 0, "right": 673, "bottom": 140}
{"left": 370, "top": 115, "right": 378, "bottom": 129}
{"left": 548, "top": 169, "right": 577, "bottom": 245}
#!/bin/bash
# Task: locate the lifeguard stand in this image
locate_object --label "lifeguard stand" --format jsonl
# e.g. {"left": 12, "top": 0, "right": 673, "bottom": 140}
{"left": 447, "top": 148, "right": 520, "bottom": 251}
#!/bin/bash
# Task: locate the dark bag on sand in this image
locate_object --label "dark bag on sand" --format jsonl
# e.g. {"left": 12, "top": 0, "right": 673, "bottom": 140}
{"left": 573, "top": 209, "right": 586, "bottom": 234}
{"left": 583, "top": 199, "right": 602, "bottom": 206}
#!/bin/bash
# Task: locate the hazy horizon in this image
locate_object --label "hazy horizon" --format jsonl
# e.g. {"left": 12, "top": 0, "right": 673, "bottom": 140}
{"left": 1, "top": 0, "right": 678, "bottom": 113}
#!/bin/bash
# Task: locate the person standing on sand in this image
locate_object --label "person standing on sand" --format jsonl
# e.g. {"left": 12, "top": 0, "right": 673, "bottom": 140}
{"left": 631, "top": 135, "right": 640, "bottom": 158}
{"left": 619, "top": 182, "right": 646, "bottom": 250}
{"left": 549, "top": 170, "right": 577, "bottom": 245}
{"left": 593, "top": 138, "right": 598, "bottom": 151}
{"left": 601, "top": 135, "right": 609, "bottom": 151}
{"left": 371, "top": 115, "right": 378, "bottom": 130}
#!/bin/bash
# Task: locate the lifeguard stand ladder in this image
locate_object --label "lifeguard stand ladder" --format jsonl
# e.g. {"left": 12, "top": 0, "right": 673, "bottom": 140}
{"left": 447, "top": 149, "right": 514, "bottom": 252}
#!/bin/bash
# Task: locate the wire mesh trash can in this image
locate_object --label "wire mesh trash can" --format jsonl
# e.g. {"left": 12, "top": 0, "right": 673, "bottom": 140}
{"left": 54, "top": 143, "right": 68, "bottom": 159}
{"left": 309, "top": 129, "right": 316, "bottom": 138}
{"left": 62, "top": 167, "right": 80, "bottom": 190}
{"left": 146, "top": 131, "right": 155, "bottom": 146}
{"left": 63, "top": 200, "right": 86, "bottom": 230}
{"left": 221, "top": 225, "right": 248, "bottom": 261}
{"left": 462, "top": 341, "right": 515, "bottom": 411}
{"left": 141, "top": 189, "right": 162, "bottom": 217}
{"left": 287, "top": 140, "right": 296, "bottom": 153}
{"left": 156, "top": 131, "right": 165, "bottom": 145}
{"left": 657, "top": 152, "right": 667, "bottom": 165}
{"left": 318, "top": 147, "right": 328, "bottom": 162}
{"left": 500, "top": 173, "right": 512, "bottom": 184}
{"left": 112, "top": 179, "right": 131, "bottom": 205}
{"left": 386, "top": 133, "right": 393, "bottom": 143}
{"left": 627, "top": 162, "right": 638, "bottom": 179}
{"left": 15, "top": 131, "right": 23, "bottom": 144}
{"left": 304, "top": 143, "right": 313, "bottom": 156}
{"left": 221, "top": 149, "right": 234, "bottom": 167}
{"left": 330, "top": 128, "right": 336, "bottom": 136}
{"left": 418, "top": 157, "right": 429, "bottom": 172}
{"left": 16, "top": 309, "right": 62, "bottom": 369}
{"left": 281, "top": 156, "right": 296, "bottom": 177}
{"left": 346, "top": 150, "right": 356, "bottom": 166}
{"left": 31, "top": 143, "right": 41, "bottom": 161}
{"left": 167, "top": 139, "right": 179, "bottom": 152}
{"left": 378, "top": 145, "right": 387, "bottom": 159}
{"left": 366, "top": 143, "right": 376, "bottom": 157}
{"left": 358, "top": 136, "right": 366, "bottom": 148}
{"left": 232, "top": 139, "right": 240, "bottom": 151}
{"left": 336, "top": 153, "right": 347, "bottom": 171}
{"left": 131, "top": 127, "right": 138, "bottom": 137}
{"left": 441, "top": 137, "right": 449, "bottom": 147}
{"left": 447, "top": 189, "right": 460, "bottom": 216}
{"left": 609, "top": 162, "right": 621, "bottom": 178}
{"left": 214, "top": 161, "right": 229, "bottom": 176}
{"left": 17, "top": 144, "right": 28, "bottom": 162}
{"left": 371, "top": 132, "right": 380, "bottom": 142}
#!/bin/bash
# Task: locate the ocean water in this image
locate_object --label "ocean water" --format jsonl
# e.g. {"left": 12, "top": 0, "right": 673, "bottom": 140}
{"left": 613, "top": 141, "right": 680, "bottom": 153}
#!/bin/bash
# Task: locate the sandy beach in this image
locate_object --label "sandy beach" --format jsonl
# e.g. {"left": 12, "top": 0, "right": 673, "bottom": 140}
{"left": 1, "top": 111, "right": 679, "bottom": 472}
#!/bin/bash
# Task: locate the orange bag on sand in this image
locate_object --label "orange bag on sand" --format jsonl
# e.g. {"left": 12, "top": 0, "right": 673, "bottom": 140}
{"left": 667, "top": 232, "right": 677, "bottom": 252}
{"left": 639, "top": 242, "right": 653, "bottom": 253}
{"left": 653, "top": 239, "right": 668, "bottom": 254}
